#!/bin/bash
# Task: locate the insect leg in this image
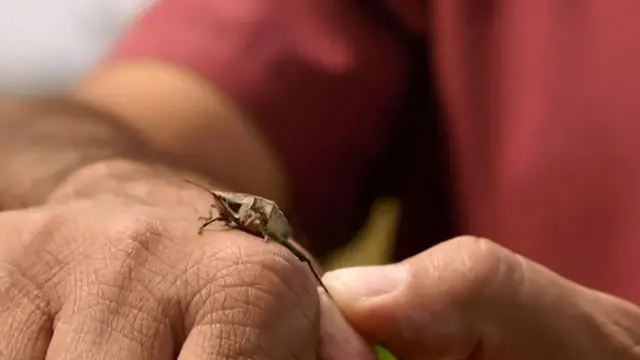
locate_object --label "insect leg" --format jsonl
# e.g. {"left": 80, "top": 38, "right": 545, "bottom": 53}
{"left": 197, "top": 216, "right": 227, "bottom": 234}
{"left": 197, "top": 205, "right": 215, "bottom": 222}
{"left": 240, "top": 211, "right": 260, "bottom": 226}
{"left": 237, "top": 200, "right": 253, "bottom": 218}
{"left": 242, "top": 213, "right": 272, "bottom": 242}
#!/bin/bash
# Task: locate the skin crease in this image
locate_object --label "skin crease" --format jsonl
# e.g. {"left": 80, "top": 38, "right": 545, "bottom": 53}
{"left": 0, "top": 159, "right": 372, "bottom": 360}
{"left": 0, "top": 67, "right": 376, "bottom": 359}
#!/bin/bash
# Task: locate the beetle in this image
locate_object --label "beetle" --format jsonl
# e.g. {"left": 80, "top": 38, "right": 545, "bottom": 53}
{"left": 186, "top": 180, "right": 329, "bottom": 294}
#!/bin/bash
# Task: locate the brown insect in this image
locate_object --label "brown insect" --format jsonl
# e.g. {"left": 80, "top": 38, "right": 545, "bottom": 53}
{"left": 186, "top": 180, "right": 329, "bottom": 294}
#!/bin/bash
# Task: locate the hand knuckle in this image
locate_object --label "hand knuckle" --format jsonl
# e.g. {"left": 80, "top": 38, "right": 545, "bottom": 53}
{"left": 0, "top": 261, "right": 50, "bottom": 314}
{"left": 447, "top": 235, "right": 518, "bottom": 297}
{"left": 449, "top": 235, "right": 504, "bottom": 264}
{"left": 0, "top": 209, "right": 69, "bottom": 303}
{"left": 97, "top": 210, "right": 183, "bottom": 276}
{"left": 102, "top": 210, "right": 165, "bottom": 251}
{"left": 192, "top": 242, "right": 310, "bottom": 305}
{"left": 84, "top": 212, "right": 187, "bottom": 296}
{"left": 185, "top": 236, "right": 317, "bottom": 338}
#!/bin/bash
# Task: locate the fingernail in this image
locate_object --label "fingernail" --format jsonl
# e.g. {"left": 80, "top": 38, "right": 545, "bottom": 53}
{"left": 318, "top": 290, "right": 377, "bottom": 360}
{"left": 323, "top": 264, "right": 407, "bottom": 299}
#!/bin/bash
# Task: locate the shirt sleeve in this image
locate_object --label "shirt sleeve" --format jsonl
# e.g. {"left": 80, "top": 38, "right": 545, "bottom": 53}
{"left": 106, "top": 0, "right": 411, "bottom": 251}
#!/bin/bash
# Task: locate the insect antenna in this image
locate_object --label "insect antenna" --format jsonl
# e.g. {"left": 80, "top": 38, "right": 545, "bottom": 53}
{"left": 278, "top": 239, "right": 331, "bottom": 296}
{"left": 184, "top": 179, "right": 228, "bottom": 207}
{"left": 184, "top": 179, "right": 216, "bottom": 196}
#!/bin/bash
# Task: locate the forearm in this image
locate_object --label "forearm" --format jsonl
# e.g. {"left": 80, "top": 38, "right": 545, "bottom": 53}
{"left": 74, "top": 61, "right": 289, "bottom": 208}
{"left": 0, "top": 61, "right": 289, "bottom": 210}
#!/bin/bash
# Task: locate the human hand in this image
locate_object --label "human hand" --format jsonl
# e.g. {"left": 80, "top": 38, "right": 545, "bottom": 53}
{"left": 324, "top": 236, "right": 640, "bottom": 360}
{"left": 0, "top": 160, "right": 375, "bottom": 359}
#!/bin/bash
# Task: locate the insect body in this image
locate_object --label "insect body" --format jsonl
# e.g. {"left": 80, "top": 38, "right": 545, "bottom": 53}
{"left": 186, "top": 181, "right": 329, "bottom": 294}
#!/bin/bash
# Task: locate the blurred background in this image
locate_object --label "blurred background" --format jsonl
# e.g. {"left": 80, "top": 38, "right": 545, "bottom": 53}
{"left": 0, "top": 0, "right": 398, "bottom": 270}
{"left": 325, "top": 199, "right": 398, "bottom": 270}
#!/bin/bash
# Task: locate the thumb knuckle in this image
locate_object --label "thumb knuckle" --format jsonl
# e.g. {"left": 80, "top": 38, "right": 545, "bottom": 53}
{"left": 448, "top": 235, "right": 520, "bottom": 298}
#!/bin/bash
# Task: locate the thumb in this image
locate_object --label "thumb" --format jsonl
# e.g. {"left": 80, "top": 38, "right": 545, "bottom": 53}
{"left": 322, "top": 237, "right": 508, "bottom": 359}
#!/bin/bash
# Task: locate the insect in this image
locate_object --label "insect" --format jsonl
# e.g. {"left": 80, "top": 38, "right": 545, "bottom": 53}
{"left": 186, "top": 180, "right": 329, "bottom": 294}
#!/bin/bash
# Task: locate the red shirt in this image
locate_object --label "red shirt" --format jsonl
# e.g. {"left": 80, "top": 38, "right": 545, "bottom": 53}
{"left": 110, "top": 0, "right": 640, "bottom": 303}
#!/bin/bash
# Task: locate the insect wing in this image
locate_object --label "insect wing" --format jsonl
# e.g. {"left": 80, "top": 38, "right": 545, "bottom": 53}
{"left": 213, "top": 191, "right": 253, "bottom": 217}
{"left": 210, "top": 191, "right": 236, "bottom": 217}
{"left": 265, "top": 206, "right": 293, "bottom": 242}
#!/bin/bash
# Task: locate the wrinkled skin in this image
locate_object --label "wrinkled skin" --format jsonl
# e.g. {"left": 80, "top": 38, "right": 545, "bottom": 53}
{"left": 0, "top": 164, "right": 339, "bottom": 360}
{"left": 325, "top": 236, "right": 640, "bottom": 360}
{"left": 5, "top": 161, "right": 638, "bottom": 360}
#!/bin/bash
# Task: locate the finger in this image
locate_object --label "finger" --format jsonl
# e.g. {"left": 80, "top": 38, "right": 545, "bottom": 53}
{"left": 323, "top": 236, "right": 518, "bottom": 359}
{"left": 317, "top": 290, "right": 377, "bottom": 360}
{"left": 178, "top": 233, "right": 320, "bottom": 360}
{"left": 46, "top": 273, "right": 176, "bottom": 360}
{"left": 0, "top": 264, "right": 52, "bottom": 359}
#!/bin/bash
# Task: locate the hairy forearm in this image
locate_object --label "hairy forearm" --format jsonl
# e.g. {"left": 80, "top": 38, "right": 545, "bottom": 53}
{"left": 0, "top": 61, "right": 288, "bottom": 210}
{"left": 0, "top": 98, "right": 163, "bottom": 209}
{"left": 75, "top": 61, "right": 288, "bottom": 207}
